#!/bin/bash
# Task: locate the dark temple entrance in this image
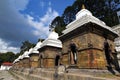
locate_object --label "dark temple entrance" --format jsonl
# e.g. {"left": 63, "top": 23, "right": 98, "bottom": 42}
{"left": 55, "top": 54, "right": 60, "bottom": 66}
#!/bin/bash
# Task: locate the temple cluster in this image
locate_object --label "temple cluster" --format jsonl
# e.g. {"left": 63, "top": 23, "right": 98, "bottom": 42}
{"left": 12, "top": 6, "right": 120, "bottom": 70}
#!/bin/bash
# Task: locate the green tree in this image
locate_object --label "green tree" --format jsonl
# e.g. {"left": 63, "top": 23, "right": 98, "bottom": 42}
{"left": 0, "top": 41, "right": 36, "bottom": 65}
{"left": 50, "top": 16, "right": 66, "bottom": 35}
{"left": 20, "top": 40, "right": 35, "bottom": 55}
{"left": 5, "top": 52, "right": 16, "bottom": 62}
{"left": 37, "top": 38, "right": 45, "bottom": 42}
{"left": 0, "top": 52, "right": 16, "bottom": 65}
{"left": 62, "top": 6, "right": 76, "bottom": 25}
{"left": 50, "top": 0, "right": 119, "bottom": 35}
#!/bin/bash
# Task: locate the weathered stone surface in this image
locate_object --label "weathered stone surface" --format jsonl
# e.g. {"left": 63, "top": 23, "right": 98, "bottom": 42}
{"left": 29, "top": 54, "right": 39, "bottom": 68}
{"left": 39, "top": 46, "right": 61, "bottom": 68}
{"left": 22, "top": 58, "right": 30, "bottom": 68}
{"left": 61, "top": 32, "right": 110, "bottom": 69}
{"left": 0, "top": 71, "right": 17, "bottom": 80}
{"left": 10, "top": 68, "right": 120, "bottom": 80}
{"left": 57, "top": 65, "right": 66, "bottom": 74}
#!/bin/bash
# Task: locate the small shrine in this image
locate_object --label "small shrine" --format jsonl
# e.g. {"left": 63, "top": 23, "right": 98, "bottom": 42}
{"left": 59, "top": 5, "right": 118, "bottom": 69}
{"left": 17, "top": 55, "right": 23, "bottom": 68}
{"left": 28, "top": 41, "right": 42, "bottom": 68}
{"left": 22, "top": 51, "right": 30, "bottom": 68}
{"left": 13, "top": 58, "right": 20, "bottom": 69}
{"left": 38, "top": 31, "right": 62, "bottom": 68}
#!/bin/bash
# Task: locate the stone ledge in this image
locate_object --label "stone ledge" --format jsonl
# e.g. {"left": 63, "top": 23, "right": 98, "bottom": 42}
{"left": 9, "top": 71, "right": 26, "bottom": 80}
{"left": 10, "top": 70, "right": 51, "bottom": 80}
{"left": 9, "top": 68, "right": 120, "bottom": 80}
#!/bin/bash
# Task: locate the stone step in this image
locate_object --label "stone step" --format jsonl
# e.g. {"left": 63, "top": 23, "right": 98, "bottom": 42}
{"left": 10, "top": 71, "right": 51, "bottom": 80}
{"left": 10, "top": 71, "right": 26, "bottom": 80}
{"left": 10, "top": 69, "right": 120, "bottom": 80}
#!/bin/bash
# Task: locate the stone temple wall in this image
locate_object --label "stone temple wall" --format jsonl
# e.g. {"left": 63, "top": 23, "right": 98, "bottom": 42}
{"left": 61, "top": 32, "right": 117, "bottom": 69}
{"left": 40, "top": 47, "right": 61, "bottom": 68}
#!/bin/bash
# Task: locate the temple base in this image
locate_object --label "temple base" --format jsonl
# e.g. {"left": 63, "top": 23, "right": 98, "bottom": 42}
{"left": 67, "top": 64, "right": 79, "bottom": 69}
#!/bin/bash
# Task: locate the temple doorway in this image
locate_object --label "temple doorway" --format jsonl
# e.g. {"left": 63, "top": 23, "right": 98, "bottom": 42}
{"left": 55, "top": 54, "right": 60, "bottom": 66}
{"left": 69, "top": 41, "right": 77, "bottom": 65}
{"left": 40, "top": 55, "right": 43, "bottom": 68}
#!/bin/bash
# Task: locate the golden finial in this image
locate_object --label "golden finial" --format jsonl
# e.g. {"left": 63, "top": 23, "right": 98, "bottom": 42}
{"left": 82, "top": 4, "right": 85, "bottom": 9}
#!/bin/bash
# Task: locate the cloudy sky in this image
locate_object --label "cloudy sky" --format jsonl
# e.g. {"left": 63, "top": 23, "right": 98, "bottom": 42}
{"left": 0, "top": 0, "right": 75, "bottom": 53}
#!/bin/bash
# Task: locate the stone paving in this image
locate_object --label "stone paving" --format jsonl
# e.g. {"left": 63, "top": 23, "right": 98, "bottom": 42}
{"left": 0, "top": 70, "right": 16, "bottom": 80}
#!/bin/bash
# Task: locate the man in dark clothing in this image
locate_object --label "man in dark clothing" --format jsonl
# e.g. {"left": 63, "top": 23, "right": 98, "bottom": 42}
{"left": 69, "top": 41, "right": 77, "bottom": 64}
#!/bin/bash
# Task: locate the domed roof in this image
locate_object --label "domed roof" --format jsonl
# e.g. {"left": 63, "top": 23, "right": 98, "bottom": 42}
{"left": 29, "top": 47, "right": 39, "bottom": 55}
{"left": 76, "top": 8, "right": 92, "bottom": 20}
{"left": 17, "top": 55, "right": 23, "bottom": 60}
{"left": 34, "top": 41, "right": 42, "bottom": 50}
{"left": 13, "top": 58, "right": 19, "bottom": 63}
{"left": 23, "top": 51, "right": 29, "bottom": 58}
{"left": 40, "top": 31, "right": 62, "bottom": 48}
{"left": 61, "top": 5, "right": 117, "bottom": 36}
{"left": 31, "top": 50, "right": 39, "bottom": 54}
{"left": 48, "top": 31, "right": 59, "bottom": 40}
{"left": 24, "top": 51, "right": 29, "bottom": 55}
{"left": 27, "top": 48, "right": 33, "bottom": 55}
{"left": 20, "top": 55, "right": 24, "bottom": 60}
{"left": 28, "top": 48, "right": 33, "bottom": 53}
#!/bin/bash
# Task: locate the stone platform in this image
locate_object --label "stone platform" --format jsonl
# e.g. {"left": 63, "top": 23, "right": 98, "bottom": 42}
{"left": 10, "top": 67, "right": 120, "bottom": 80}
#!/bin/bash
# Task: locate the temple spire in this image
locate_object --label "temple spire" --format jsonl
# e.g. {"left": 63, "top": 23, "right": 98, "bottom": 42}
{"left": 82, "top": 4, "right": 85, "bottom": 9}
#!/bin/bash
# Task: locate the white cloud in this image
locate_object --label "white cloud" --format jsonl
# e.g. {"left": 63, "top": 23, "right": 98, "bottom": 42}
{"left": 0, "top": 0, "right": 36, "bottom": 52}
{"left": 27, "top": 7, "right": 59, "bottom": 38}
{"left": 0, "top": 38, "right": 20, "bottom": 53}
{"left": 0, "top": 0, "right": 59, "bottom": 53}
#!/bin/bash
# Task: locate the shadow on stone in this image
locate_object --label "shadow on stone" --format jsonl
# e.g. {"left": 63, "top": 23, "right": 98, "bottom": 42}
{"left": 107, "top": 66, "right": 115, "bottom": 75}
{"left": 67, "top": 65, "right": 79, "bottom": 69}
{"left": 54, "top": 72, "right": 58, "bottom": 80}
{"left": 29, "top": 68, "right": 34, "bottom": 74}
{"left": 0, "top": 78, "right": 4, "bottom": 80}
{"left": 115, "top": 68, "right": 120, "bottom": 73}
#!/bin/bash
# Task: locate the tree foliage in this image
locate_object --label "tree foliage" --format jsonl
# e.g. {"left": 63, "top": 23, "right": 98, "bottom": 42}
{"left": 0, "top": 40, "right": 35, "bottom": 65}
{"left": 20, "top": 40, "right": 35, "bottom": 55}
{"left": 0, "top": 52, "right": 17, "bottom": 65}
{"left": 50, "top": 0, "right": 120, "bottom": 35}
{"left": 50, "top": 16, "right": 66, "bottom": 35}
